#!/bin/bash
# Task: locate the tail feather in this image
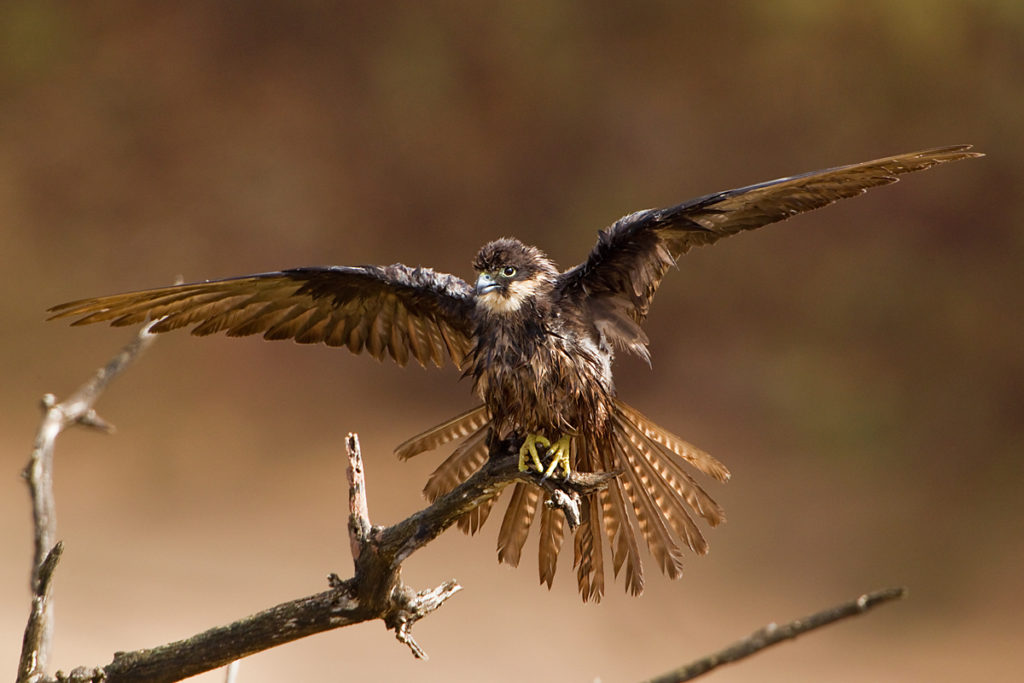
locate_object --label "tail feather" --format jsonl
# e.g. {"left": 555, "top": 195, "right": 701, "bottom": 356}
{"left": 496, "top": 483, "right": 540, "bottom": 567}
{"left": 615, "top": 399, "right": 730, "bottom": 482}
{"left": 422, "top": 423, "right": 489, "bottom": 502}
{"left": 602, "top": 477, "right": 644, "bottom": 595}
{"left": 417, "top": 417, "right": 493, "bottom": 535}
{"left": 614, "top": 414, "right": 709, "bottom": 554}
{"left": 538, "top": 501, "right": 565, "bottom": 588}
{"left": 615, "top": 408, "right": 726, "bottom": 526}
{"left": 458, "top": 495, "right": 497, "bottom": 535}
{"left": 612, "top": 429, "right": 687, "bottom": 579}
{"left": 573, "top": 493, "right": 607, "bottom": 602}
{"left": 394, "top": 405, "right": 489, "bottom": 460}
{"left": 570, "top": 438, "right": 608, "bottom": 601}
{"left": 646, "top": 450, "right": 725, "bottom": 527}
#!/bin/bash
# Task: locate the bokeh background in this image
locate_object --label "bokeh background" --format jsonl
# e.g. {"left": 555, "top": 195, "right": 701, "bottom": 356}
{"left": 2, "top": 2, "right": 1021, "bottom": 681}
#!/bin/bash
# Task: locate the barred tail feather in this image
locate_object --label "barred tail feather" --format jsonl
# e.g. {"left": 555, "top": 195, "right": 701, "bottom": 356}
{"left": 614, "top": 402, "right": 726, "bottom": 526}
{"left": 538, "top": 502, "right": 565, "bottom": 588}
{"left": 394, "top": 405, "right": 489, "bottom": 460}
{"left": 458, "top": 495, "right": 498, "bottom": 535}
{"left": 422, "top": 423, "right": 489, "bottom": 502}
{"left": 612, "top": 429, "right": 687, "bottom": 579}
{"left": 613, "top": 414, "right": 709, "bottom": 555}
{"left": 497, "top": 483, "right": 540, "bottom": 567}
{"left": 602, "top": 477, "right": 644, "bottom": 595}
{"left": 574, "top": 494, "right": 607, "bottom": 602}
{"left": 416, "top": 418, "right": 496, "bottom": 535}
{"left": 614, "top": 399, "right": 730, "bottom": 482}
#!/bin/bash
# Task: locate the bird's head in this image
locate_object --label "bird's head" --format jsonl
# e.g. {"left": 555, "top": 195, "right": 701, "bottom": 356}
{"left": 472, "top": 238, "right": 557, "bottom": 315}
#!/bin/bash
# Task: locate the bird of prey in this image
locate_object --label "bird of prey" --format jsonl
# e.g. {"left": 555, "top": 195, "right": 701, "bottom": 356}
{"left": 50, "top": 145, "right": 980, "bottom": 601}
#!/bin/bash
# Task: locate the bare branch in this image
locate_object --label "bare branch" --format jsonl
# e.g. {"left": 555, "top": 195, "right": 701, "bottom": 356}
{"left": 17, "top": 322, "right": 608, "bottom": 683}
{"left": 640, "top": 587, "right": 907, "bottom": 683}
{"left": 18, "top": 322, "right": 158, "bottom": 682}
{"left": 388, "top": 580, "right": 463, "bottom": 660}
{"left": 346, "top": 433, "right": 372, "bottom": 563}
{"left": 27, "top": 435, "right": 608, "bottom": 683}
{"left": 19, "top": 324, "right": 909, "bottom": 683}
{"left": 17, "top": 542, "right": 64, "bottom": 683}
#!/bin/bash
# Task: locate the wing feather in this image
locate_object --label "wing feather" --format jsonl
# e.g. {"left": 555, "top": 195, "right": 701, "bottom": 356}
{"left": 557, "top": 146, "right": 982, "bottom": 356}
{"left": 49, "top": 265, "right": 476, "bottom": 369}
{"left": 388, "top": 302, "right": 410, "bottom": 365}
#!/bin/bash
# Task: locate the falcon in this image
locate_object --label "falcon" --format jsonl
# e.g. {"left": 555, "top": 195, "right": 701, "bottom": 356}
{"left": 49, "top": 145, "right": 980, "bottom": 601}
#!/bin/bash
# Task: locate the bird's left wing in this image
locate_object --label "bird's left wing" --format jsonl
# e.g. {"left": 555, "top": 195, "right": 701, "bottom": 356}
{"left": 557, "top": 145, "right": 981, "bottom": 357}
{"left": 49, "top": 265, "right": 477, "bottom": 368}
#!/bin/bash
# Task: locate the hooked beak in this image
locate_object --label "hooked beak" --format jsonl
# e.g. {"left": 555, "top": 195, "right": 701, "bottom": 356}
{"left": 475, "top": 272, "right": 500, "bottom": 295}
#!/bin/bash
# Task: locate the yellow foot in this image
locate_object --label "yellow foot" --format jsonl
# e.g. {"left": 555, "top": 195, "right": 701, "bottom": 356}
{"left": 518, "top": 433, "right": 550, "bottom": 473}
{"left": 542, "top": 435, "right": 572, "bottom": 478}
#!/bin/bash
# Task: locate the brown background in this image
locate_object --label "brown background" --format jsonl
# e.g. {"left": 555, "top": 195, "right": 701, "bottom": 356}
{"left": 2, "top": 2, "right": 1021, "bottom": 681}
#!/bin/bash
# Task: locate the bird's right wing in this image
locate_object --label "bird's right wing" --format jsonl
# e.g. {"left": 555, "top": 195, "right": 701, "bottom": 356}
{"left": 49, "top": 265, "right": 477, "bottom": 368}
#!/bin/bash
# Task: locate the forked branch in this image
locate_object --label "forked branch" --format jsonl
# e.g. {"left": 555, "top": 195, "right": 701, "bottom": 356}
{"left": 19, "top": 322, "right": 158, "bottom": 683}
{"left": 56, "top": 438, "right": 608, "bottom": 683}
{"left": 16, "top": 325, "right": 611, "bottom": 682}
{"left": 17, "top": 325, "right": 907, "bottom": 683}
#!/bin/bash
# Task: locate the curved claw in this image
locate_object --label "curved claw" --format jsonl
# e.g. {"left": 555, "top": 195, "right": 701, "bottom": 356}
{"left": 518, "top": 433, "right": 551, "bottom": 473}
{"left": 542, "top": 435, "right": 572, "bottom": 478}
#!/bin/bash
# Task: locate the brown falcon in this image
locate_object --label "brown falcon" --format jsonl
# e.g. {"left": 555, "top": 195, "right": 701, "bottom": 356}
{"left": 49, "top": 145, "right": 980, "bottom": 601}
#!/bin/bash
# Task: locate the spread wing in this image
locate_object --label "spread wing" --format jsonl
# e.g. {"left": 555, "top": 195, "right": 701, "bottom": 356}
{"left": 48, "top": 265, "right": 477, "bottom": 368}
{"left": 557, "top": 145, "right": 981, "bottom": 358}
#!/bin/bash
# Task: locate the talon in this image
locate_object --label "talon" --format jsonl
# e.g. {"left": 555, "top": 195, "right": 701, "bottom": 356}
{"left": 518, "top": 433, "right": 550, "bottom": 473}
{"left": 542, "top": 435, "right": 572, "bottom": 478}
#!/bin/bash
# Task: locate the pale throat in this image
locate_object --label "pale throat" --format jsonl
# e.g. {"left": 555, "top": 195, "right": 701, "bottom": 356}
{"left": 476, "top": 278, "right": 543, "bottom": 314}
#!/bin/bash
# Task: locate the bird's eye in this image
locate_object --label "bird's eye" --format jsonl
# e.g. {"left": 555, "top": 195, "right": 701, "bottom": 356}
{"left": 501, "top": 266, "right": 517, "bottom": 278}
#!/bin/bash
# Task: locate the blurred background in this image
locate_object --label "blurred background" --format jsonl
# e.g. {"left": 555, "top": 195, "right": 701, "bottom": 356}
{"left": 2, "top": 2, "right": 1021, "bottom": 681}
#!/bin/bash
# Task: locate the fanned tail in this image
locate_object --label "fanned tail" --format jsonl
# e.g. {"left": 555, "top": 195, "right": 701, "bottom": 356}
{"left": 568, "top": 401, "right": 728, "bottom": 601}
{"left": 395, "top": 400, "right": 728, "bottom": 601}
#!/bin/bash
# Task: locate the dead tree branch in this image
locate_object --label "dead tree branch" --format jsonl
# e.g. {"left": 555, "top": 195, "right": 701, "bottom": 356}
{"left": 87, "top": 435, "right": 609, "bottom": 683}
{"left": 18, "top": 322, "right": 158, "bottom": 683}
{"left": 19, "top": 325, "right": 906, "bottom": 683}
{"left": 640, "top": 586, "right": 907, "bottom": 683}
{"left": 17, "top": 325, "right": 611, "bottom": 682}
{"left": 17, "top": 542, "right": 64, "bottom": 683}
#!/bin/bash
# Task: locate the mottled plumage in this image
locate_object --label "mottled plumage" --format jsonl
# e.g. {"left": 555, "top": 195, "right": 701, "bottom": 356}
{"left": 49, "top": 145, "right": 980, "bottom": 601}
